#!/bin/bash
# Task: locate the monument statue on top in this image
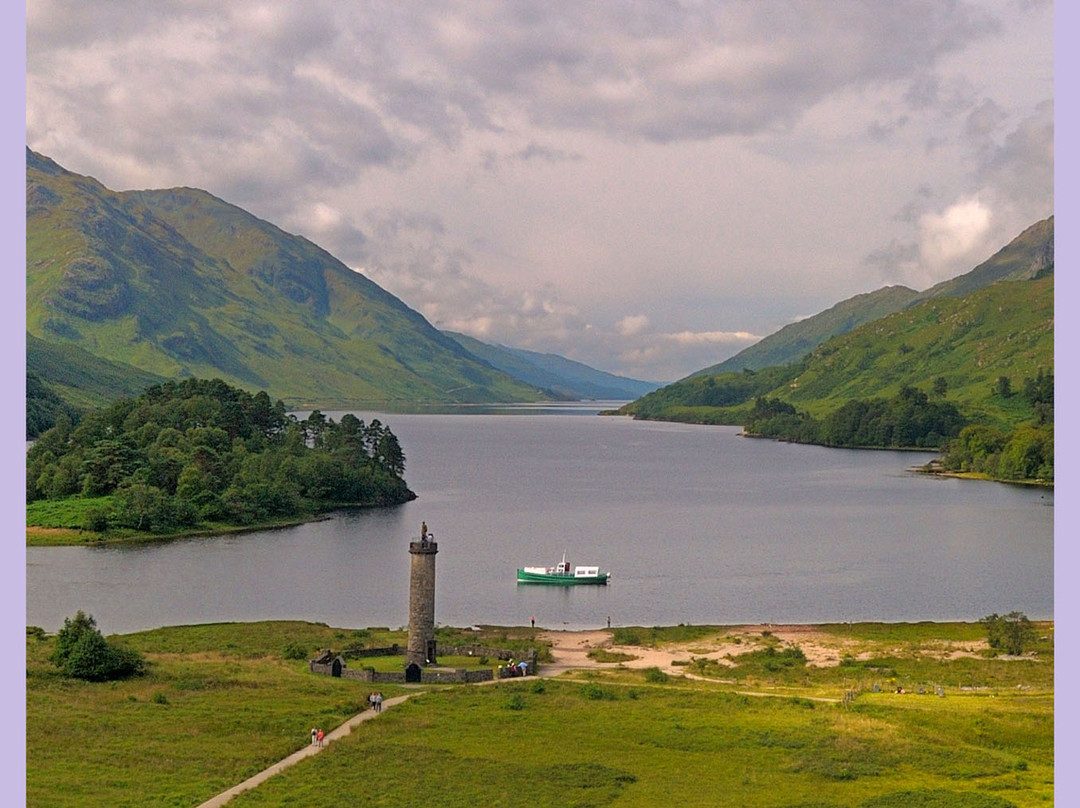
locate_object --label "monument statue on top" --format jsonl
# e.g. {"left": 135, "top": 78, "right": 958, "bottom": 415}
{"left": 407, "top": 521, "right": 438, "bottom": 667}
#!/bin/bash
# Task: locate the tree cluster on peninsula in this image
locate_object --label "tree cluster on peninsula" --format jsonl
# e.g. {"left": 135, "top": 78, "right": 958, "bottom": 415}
{"left": 27, "top": 377, "right": 415, "bottom": 534}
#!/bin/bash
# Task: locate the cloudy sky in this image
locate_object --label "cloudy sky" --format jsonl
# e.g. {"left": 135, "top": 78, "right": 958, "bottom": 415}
{"left": 26, "top": 1, "right": 1053, "bottom": 382}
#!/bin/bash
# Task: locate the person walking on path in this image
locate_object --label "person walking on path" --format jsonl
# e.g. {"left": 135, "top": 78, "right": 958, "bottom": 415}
{"left": 375, "top": 692, "right": 383, "bottom": 713}
{"left": 310, "top": 727, "right": 317, "bottom": 746}
{"left": 198, "top": 692, "right": 420, "bottom": 808}
{"left": 316, "top": 729, "right": 324, "bottom": 747}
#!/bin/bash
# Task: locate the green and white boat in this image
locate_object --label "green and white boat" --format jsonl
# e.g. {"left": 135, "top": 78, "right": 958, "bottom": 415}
{"left": 517, "top": 553, "right": 610, "bottom": 585}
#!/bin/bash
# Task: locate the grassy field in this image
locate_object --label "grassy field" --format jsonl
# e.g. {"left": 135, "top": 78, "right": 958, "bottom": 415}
{"left": 26, "top": 621, "right": 1053, "bottom": 807}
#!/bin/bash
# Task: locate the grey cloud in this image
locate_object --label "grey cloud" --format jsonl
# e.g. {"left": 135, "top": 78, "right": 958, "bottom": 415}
{"left": 965, "top": 99, "right": 1008, "bottom": 138}
{"left": 516, "top": 143, "right": 583, "bottom": 163}
{"left": 864, "top": 240, "right": 922, "bottom": 285}
{"left": 975, "top": 101, "right": 1054, "bottom": 209}
{"left": 28, "top": 0, "right": 1005, "bottom": 187}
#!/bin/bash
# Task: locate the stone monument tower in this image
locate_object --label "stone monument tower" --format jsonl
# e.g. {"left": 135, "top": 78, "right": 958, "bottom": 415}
{"left": 406, "top": 523, "right": 438, "bottom": 667}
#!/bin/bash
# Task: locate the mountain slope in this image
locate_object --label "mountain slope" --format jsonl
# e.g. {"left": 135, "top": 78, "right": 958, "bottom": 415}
{"left": 27, "top": 333, "right": 168, "bottom": 411}
{"left": 623, "top": 272, "right": 1052, "bottom": 432}
{"left": 696, "top": 285, "right": 920, "bottom": 376}
{"left": 704, "top": 216, "right": 1054, "bottom": 375}
{"left": 444, "top": 331, "right": 662, "bottom": 400}
{"left": 26, "top": 149, "right": 545, "bottom": 408}
{"left": 912, "top": 217, "right": 1054, "bottom": 301}
{"left": 784, "top": 274, "right": 1053, "bottom": 423}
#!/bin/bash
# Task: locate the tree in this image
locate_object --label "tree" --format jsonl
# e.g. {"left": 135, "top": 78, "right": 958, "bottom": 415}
{"left": 49, "top": 611, "right": 145, "bottom": 681}
{"left": 932, "top": 376, "right": 948, "bottom": 398}
{"left": 980, "top": 612, "right": 1035, "bottom": 656}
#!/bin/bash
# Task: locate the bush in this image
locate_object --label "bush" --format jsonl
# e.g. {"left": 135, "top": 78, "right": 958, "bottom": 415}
{"left": 580, "top": 682, "right": 617, "bottom": 701}
{"left": 282, "top": 641, "right": 309, "bottom": 660}
{"left": 643, "top": 666, "right": 669, "bottom": 683}
{"left": 49, "top": 611, "right": 145, "bottom": 682}
{"left": 980, "top": 612, "right": 1035, "bottom": 656}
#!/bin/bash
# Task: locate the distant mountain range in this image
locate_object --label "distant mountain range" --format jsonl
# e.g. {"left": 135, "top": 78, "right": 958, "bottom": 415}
{"left": 26, "top": 147, "right": 1052, "bottom": 442}
{"left": 696, "top": 217, "right": 1053, "bottom": 377}
{"left": 443, "top": 331, "right": 661, "bottom": 400}
{"left": 25, "top": 149, "right": 658, "bottom": 433}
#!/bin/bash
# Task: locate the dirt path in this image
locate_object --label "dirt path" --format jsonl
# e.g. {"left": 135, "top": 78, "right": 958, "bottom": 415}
{"left": 196, "top": 692, "right": 418, "bottom": 808}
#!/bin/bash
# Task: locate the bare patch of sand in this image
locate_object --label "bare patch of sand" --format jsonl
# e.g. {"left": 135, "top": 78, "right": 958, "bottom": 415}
{"left": 536, "top": 625, "right": 1000, "bottom": 676}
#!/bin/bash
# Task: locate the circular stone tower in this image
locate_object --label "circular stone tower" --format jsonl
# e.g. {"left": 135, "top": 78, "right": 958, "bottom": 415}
{"left": 407, "top": 535, "right": 438, "bottom": 667}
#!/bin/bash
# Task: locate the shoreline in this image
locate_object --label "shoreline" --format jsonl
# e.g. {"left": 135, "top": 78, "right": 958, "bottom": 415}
{"left": 26, "top": 512, "right": 337, "bottom": 547}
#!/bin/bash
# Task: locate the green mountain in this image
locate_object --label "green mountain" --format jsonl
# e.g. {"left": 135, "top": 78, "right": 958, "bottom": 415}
{"left": 912, "top": 217, "right": 1055, "bottom": 301}
{"left": 443, "top": 331, "right": 662, "bottom": 400}
{"left": 783, "top": 274, "right": 1052, "bottom": 424}
{"left": 26, "top": 149, "right": 546, "bottom": 409}
{"left": 695, "top": 285, "right": 920, "bottom": 376}
{"left": 28, "top": 332, "right": 168, "bottom": 412}
{"left": 703, "top": 217, "right": 1054, "bottom": 375}
{"left": 622, "top": 223, "right": 1054, "bottom": 437}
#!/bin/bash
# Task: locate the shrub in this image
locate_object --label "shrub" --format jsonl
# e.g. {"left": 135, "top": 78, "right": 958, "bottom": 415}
{"left": 49, "top": 611, "right": 145, "bottom": 682}
{"left": 980, "top": 612, "right": 1035, "bottom": 656}
{"left": 643, "top": 666, "right": 669, "bottom": 683}
{"left": 282, "top": 641, "right": 309, "bottom": 660}
{"left": 580, "top": 682, "right": 617, "bottom": 701}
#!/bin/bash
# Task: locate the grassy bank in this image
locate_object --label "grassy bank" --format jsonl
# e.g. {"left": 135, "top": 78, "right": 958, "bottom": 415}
{"left": 26, "top": 621, "right": 1053, "bottom": 807}
{"left": 26, "top": 495, "right": 335, "bottom": 546}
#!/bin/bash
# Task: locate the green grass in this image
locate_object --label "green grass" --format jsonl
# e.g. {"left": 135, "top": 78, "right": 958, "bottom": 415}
{"left": 25, "top": 500, "right": 333, "bottom": 547}
{"left": 26, "top": 621, "right": 1053, "bottom": 808}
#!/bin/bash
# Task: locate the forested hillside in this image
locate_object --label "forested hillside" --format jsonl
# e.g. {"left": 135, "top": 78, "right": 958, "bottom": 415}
{"left": 27, "top": 378, "right": 414, "bottom": 537}
{"left": 618, "top": 270, "right": 1053, "bottom": 482}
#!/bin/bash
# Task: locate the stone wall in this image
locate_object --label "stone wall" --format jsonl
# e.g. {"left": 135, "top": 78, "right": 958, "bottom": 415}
{"left": 309, "top": 657, "right": 494, "bottom": 684}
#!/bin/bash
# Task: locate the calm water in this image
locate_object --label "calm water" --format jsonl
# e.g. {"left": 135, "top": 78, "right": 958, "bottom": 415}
{"left": 26, "top": 407, "right": 1054, "bottom": 635}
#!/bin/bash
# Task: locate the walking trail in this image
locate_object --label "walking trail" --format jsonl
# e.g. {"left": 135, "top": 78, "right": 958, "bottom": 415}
{"left": 198, "top": 625, "right": 990, "bottom": 805}
{"left": 195, "top": 693, "right": 416, "bottom": 808}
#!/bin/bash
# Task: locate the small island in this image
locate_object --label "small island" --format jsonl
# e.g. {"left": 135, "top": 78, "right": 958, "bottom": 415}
{"left": 26, "top": 377, "right": 415, "bottom": 545}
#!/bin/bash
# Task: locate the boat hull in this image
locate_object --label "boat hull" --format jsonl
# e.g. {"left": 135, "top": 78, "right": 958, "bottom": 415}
{"left": 516, "top": 569, "right": 610, "bottom": 585}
